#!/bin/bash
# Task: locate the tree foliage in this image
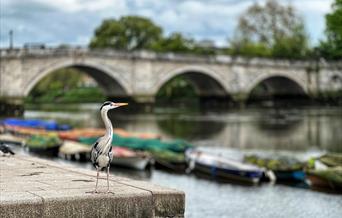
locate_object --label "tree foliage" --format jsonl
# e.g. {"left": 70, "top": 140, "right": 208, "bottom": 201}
{"left": 319, "top": 0, "right": 342, "bottom": 59}
{"left": 151, "top": 33, "right": 194, "bottom": 53}
{"left": 89, "top": 16, "right": 162, "bottom": 51}
{"left": 151, "top": 33, "right": 217, "bottom": 55}
{"left": 156, "top": 76, "right": 198, "bottom": 107}
{"left": 89, "top": 16, "right": 219, "bottom": 55}
{"left": 231, "top": 0, "right": 309, "bottom": 59}
{"left": 32, "top": 68, "right": 82, "bottom": 96}
{"left": 28, "top": 68, "right": 105, "bottom": 103}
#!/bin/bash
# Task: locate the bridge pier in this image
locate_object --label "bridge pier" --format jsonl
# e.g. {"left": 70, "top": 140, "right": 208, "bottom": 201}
{"left": 230, "top": 93, "right": 249, "bottom": 109}
{"left": 132, "top": 95, "right": 155, "bottom": 104}
{"left": 0, "top": 97, "right": 25, "bottom": 116}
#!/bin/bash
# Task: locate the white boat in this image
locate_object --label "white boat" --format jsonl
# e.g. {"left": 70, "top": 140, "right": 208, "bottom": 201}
{"left": 111, "top": 147, "right": 152, "bottom": 170}
{"left": 59, "top": 140, "right": 91, "bottom": 161}
{"left": 0, "top": 133, "right": 26, "bottom": 146}
{"left": 185, "top": 149, "right": 264, "bottom": 184}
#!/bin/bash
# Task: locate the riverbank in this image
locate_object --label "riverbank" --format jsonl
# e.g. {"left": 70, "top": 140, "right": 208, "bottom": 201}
{"left": 0, "top": 155, "right": 185, "bottom": 218}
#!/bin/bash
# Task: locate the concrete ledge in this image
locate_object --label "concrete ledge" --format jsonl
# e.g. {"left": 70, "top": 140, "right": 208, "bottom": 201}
{"left": 0, "top": 155, "right": 185, "bottom": 218}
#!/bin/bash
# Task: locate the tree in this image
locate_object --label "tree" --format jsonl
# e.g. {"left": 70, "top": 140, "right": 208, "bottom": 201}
{"left": 32, "top": 68, "right": 82, "bottom": 96}
{"left": 231, "top": 0, "right": 309, "bottom": 59}
{"left": 319, "top": 0, "right": 342, "bottom": 59}
{"left": 89, "top": 16, "right": 162, "bottom": 51}
{"left": 151, "top": 33, "right": 218, "bottom": 55}
{"left": 28, "top": 68, "right": 105, "bottom": 103}
{"left": 151, "top": 33, "right": 194, "bottom": 53}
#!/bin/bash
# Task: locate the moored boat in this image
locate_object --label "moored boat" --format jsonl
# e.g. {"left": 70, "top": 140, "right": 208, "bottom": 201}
{"left": 78, "top": 133, "right": 193, "bottom": 172}
{"left": 60, "top": 128, "right": 160, "bottom": 142}
{"left": 58, "top": 128, "right": 105, "bottom": 141}
{"left": 244, "top": 155, "right": 306, "bottom": 183}
{"left": 79, "top": 135, "right": 193, "bottom": 153}
{"left": 307, "top": 167, "right": 342, "bottom": 192}
{"left": 25, "top": 135, "right": 62, "bottom": 156}
{"left": 151, "top": 149, "right": 187, "bottom": 173}
{"left": 5, "top": 126, "right": 56, "bottom": 137}
{"left": 113, "top": 128, "right": 161, "bottom": 140}
{"left": 272, "top": 170, "right": 305, "bottom": 183}
{"left": 111, "top": 146, "right": 152, "bottom": 170}
{"left": 186, "top": 150, "right": 264, "bottom": 184}
{"left": 319, "top": 153, "right": 342, "bottom": 167}
{"left": 59, "top": 140, "right": 91, "bottom": 161}
{"left": 0, "top": 133, "right": 26, "bottom": 146}
{"left": 4, "top": 118, "right": 71, "bottom": 131}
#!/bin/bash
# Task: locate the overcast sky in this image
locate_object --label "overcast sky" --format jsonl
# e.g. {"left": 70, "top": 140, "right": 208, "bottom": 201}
{"left": 0, "top": 0, "right": 334, "bottom": 48}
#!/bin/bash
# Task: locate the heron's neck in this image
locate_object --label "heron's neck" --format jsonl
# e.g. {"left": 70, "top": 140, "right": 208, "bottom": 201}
{"left": 101, "top": 110, "right": 113, "bottom": 143}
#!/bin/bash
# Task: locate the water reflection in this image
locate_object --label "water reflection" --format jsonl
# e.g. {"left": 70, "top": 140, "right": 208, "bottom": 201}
{"left": 156, "top": 114, "right": 226, "bottom": 140}
{"left": 24, "top": 106, "right": 342, "bottom": 152}
{"left": 208, "top": 109, "right": 342, "bottom": 152}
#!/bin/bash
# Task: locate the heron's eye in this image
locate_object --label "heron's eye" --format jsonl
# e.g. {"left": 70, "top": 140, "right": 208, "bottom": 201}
{"left": 100, "top": 101, "right": 112, "bottom": 111}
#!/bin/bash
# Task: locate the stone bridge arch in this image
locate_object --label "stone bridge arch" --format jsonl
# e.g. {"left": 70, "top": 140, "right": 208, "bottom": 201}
{"left": 245, "top": 72, "right": 308, "bottom": 100}
{"left": 23, "top": 60, "right": 132, "bottom": 97}
{"left": 153, "top": 65, "right": 230, "bottom": 98}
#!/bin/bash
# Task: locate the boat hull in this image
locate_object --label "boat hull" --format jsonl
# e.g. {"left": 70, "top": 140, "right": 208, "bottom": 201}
{"left": 27, "top": 144, "right": 61, "bottom": 157}
{"left": 0, "top": 134, "right": 25, "bottom": 146}
{"left": 154, "top": 159, "right": 187, "bottom": 173}
{"left": 307, "top": 174, "right": 342, "bottom": 192}
{"left": 274, "top": 170, "right": 305, "bottom": 183}
{"left": 111, "top": 156, "right": 151, "bottom": 170}
{"left": 193, "top": 162, "right": 262, "bottom": 184}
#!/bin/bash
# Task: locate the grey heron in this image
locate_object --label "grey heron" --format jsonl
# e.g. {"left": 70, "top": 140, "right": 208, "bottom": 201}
{"left": 90, "top": 101, "right": 128, "bottom": 193}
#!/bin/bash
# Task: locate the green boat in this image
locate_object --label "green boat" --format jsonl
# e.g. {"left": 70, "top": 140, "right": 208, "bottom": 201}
{"left": 319, "top": 153, "right": 342, "bottom": 167}
{"left": 26, "top": 135, "right": 62, "bottom": 156}
{"left": 79, "top": 134, "right": 193, "bottom": 153}
{"left": 149, "top": 148, "right": 187, "bottom": 172}
{"left": 244, "top": 154, "right": 306, "bottom": 183}
{"left": 79, "top": 133, "right": 193, "bottom": 172}
{"left": 307, "top": 167, "right": 342, "bottom": 191}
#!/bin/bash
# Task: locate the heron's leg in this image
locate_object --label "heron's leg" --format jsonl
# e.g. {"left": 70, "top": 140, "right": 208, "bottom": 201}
{"left": 95, "top": 167, "right": 99, "bottom": 193}
{"left": 106, "top": 166, "right": 110, "bottom": 193}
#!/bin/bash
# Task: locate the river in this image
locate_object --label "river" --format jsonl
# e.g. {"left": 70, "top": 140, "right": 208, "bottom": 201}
{"left": 19, "top": 105, "right": 342, "bottom": 217}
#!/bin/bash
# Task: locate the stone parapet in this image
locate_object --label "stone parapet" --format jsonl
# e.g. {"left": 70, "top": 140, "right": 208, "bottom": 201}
{"left": 0, "top": 155, "right": 185, "bottom": 218}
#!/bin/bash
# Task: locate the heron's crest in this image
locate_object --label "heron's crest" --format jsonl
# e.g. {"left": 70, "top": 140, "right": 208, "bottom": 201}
{"left": 100, "top": 101, "right": 112, "bottom": 111}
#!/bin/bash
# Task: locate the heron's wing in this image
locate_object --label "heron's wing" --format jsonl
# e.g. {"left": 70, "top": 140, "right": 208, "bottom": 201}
{"left": 108, "top": 149, "right": 113, "bottom": 163}
{"left": 90, "top": 138, "right": 101, "bottom": 164}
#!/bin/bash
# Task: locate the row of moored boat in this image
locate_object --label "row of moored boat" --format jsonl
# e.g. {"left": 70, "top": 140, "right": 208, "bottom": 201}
{"left": 0, "top": 118, "right": 341, "bottom": 193}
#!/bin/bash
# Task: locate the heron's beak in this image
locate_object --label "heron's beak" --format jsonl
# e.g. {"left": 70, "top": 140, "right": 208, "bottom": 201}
{"left": 114, "top": 103, "right": 128, "bottom": 107}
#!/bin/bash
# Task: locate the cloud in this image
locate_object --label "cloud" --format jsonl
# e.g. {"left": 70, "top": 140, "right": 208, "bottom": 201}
{"left": 0, "top": 0, "right": 334, "bottom": 48}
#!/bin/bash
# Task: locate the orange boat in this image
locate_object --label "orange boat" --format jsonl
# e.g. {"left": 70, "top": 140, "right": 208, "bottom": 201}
{"left": 58, "top": 128, "right": 105, "bottom": 141}
{"left": 58, "top": 128, "right": 160, "bottom": 141}
{"left": 6, "top": 124, "right": 160, "bottom": 141}
{"left": 5, "top": 125, "right": 56, "bottom": 136}
{"left": 113, "top": 128, "right": 161, "bottom": 139}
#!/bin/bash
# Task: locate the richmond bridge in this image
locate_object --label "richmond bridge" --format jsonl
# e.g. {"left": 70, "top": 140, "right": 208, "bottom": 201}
{"left": 1, "top": 48, "right": 341, "bottom": 105}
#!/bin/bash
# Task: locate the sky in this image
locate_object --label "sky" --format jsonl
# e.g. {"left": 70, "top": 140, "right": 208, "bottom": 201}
{"left": 0, "top": 0, "right": 335, "bottom": 48}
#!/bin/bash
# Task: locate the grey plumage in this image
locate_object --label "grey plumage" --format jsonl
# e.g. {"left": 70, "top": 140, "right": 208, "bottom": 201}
{"left": 90, "top": 101, "right": 128, "bottom": 193}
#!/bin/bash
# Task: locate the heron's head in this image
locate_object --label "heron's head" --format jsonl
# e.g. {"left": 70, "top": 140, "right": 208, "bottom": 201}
{"left": 100, "top": 101, "right": 128, "bottom": 112}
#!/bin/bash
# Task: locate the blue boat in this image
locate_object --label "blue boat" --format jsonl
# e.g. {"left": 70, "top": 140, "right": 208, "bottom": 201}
{"left": 273, "top": 170, "right": 306, "bottom": 182}
{"left": 185, "top": 149, "right": 264, "bottom": 184}
{"left": 4, "top": 118, "right": 71, "bottom": 131}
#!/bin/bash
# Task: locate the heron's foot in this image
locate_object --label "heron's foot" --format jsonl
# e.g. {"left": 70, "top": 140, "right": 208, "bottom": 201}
{"left": 85, "top": 190, "right": 99, "bottom": 194}
{"left": 106, "top": 190, "right": 115, "bottom": 195}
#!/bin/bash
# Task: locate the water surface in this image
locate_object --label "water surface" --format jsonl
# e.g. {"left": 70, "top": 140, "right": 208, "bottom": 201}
{"left": 22, "top": 105, "right": 342, "bottom": 217}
